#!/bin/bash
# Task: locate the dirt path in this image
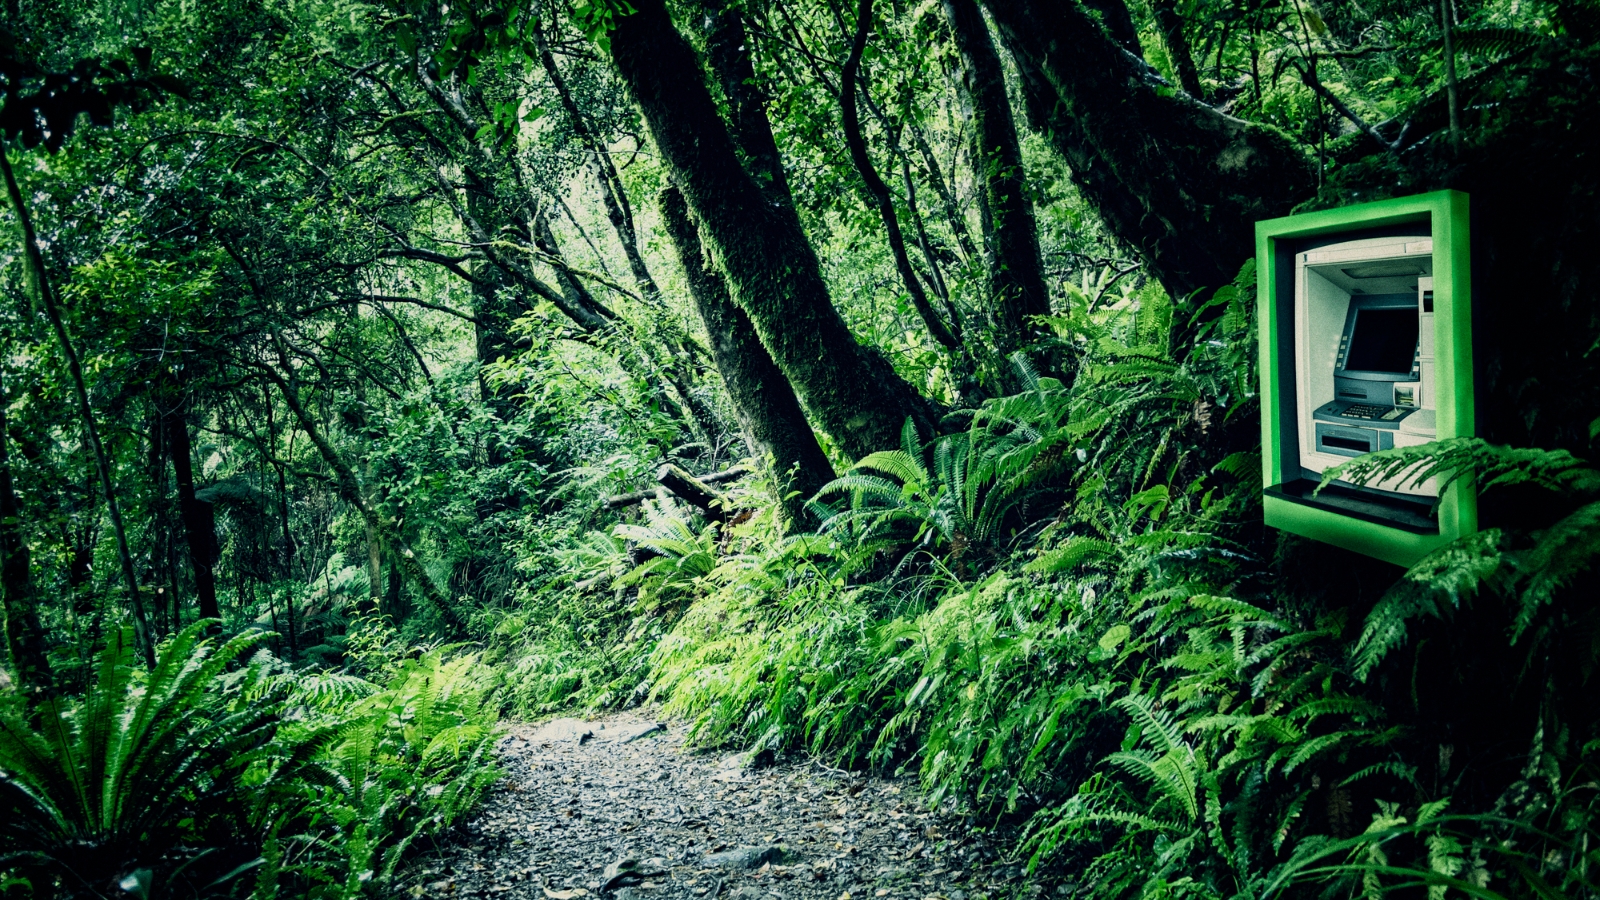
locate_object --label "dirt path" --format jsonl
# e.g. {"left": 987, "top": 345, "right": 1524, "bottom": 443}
{"left": 405, "top": 712, "right": 1056, "bottom": 900}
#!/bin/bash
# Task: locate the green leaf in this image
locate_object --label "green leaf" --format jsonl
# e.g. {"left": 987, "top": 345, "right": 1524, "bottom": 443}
{"left": 1098, "top": 624, "right": 1131, "bottom": 653}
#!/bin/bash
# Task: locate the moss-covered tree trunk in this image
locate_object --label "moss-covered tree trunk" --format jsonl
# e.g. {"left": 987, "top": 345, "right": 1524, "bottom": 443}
{"left": 942, "top": 0, "right": 1050, "bottom": 356}
{"left": 1149, "top": 0, "right": 1205, "bottom": 99}
{"left": 659, "top": 187, "right": 835, "bottom": 521}
{"left": 607, "top": 0, "right": 941, "bottom": 460}
{"left": 698, "top": 0, "right": 790, "bottom": 203}
{"left": 980, "top": 0, "right": 1315, "bottom": 301}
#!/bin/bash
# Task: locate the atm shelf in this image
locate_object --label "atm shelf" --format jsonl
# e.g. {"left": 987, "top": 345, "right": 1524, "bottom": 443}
{"left": 1266, "top": 479, "right": 1439, "bottom": 534}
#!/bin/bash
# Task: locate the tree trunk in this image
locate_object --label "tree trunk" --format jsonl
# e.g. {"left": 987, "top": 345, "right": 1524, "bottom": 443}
{"left": 384, "top": 555, "right": 404, "bottom": 619}
{"left": 942, "top": 0, "right": 1050, "bottom": 356}
{"left": 699, "top": 0, "right": 791, "bottom": 203}
{"left": 262, "top": 334, "right": 467, "bottom": 633}
{"left": 841, "top": 0, "right": 961, "bottom": 354}
{"left": 533, "top": 208, "right": 609, "bottom": 319}
{"left": 273, "top": 452, "right": 297, "bottom": 657}
{"left": 1, "top": 148, "right": 155, "bottom": 667}
{"left": 980, "top": 0, "right": 1315, "bottom": 303}
{"left": 533, "top": 14, "right": 661, "bottom": 302}
{"left": 364, "top": 492, "right": 384, "bottom": 612}
{"left": 163, "top": 391, "right": 221, "bottom": 620}
{"left": 1082, "top": 0, "right": 1144, "bottom": 57}
{"left": 659, "top": 187, "right": 835, "bottom": 521}
{"left": 1149, "top": 0, "right": 1205, "bottom": 99}
{"left": 0, "top": 397, "right": 51, "bottom": 696}
{"left": 608, "top": 0, "right": 942, "bottom": 460}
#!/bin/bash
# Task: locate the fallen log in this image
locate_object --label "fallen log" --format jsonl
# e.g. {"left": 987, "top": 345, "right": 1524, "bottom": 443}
{"left": 601, "top": 465, "right": 750, "bottom": 511}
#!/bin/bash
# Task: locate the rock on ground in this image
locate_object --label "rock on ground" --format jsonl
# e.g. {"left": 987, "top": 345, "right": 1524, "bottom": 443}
{"left": 402, "top": 712, "right": 1063, "bottom": 900}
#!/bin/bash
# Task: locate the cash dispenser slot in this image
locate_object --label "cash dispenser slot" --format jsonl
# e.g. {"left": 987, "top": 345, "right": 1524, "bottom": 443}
{"left": 1314, "top": 424, "right": 1394, "bottom": 456}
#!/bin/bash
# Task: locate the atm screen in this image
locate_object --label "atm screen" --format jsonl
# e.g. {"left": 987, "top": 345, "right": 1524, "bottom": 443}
{"left": 1344, "top": 308, "right": 1419, "bottom": 374}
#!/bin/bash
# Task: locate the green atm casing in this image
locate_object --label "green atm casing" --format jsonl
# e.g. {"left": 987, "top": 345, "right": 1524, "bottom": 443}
{"left": 1256, "top": 190, "right": 1475, "bottom": 567}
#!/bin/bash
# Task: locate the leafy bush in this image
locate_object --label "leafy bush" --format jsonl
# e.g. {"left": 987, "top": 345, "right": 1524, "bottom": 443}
{"left": 253, "top": 646, "right": 500, "bottom": 898}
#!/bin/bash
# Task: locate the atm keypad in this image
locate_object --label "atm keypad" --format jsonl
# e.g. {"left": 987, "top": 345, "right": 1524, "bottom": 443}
{"left": 1341, "top": 404, "right": 1387, "bottom": 419}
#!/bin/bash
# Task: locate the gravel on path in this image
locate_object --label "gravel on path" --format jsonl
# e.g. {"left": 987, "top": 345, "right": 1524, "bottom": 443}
{"left": 402, "top": 711, "right": 1060, "bottom": 900}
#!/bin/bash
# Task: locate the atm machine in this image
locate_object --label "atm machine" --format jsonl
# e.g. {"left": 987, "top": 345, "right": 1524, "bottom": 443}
{"left": 1256, "top": 190, "right": 1475, "bottom": 566}
{"left": 1295, "top": 236, "right": 1438, "bottom": 526}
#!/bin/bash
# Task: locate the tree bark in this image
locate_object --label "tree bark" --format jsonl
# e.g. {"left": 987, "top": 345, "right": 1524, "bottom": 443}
{"left": 1, "top": 148, "right": 155, "bottom": 667}
{"left": 841, "top": 0, "right": 961, "bottom": 353}
{"left": 699, "top": 0, "right": 791, "bottom": 203}
{"left": 163, "top": 391, "right": 221, "bottom": 620}
{"left": 659, "top": 187, "right": 834, "bottom": 521}
{"left": 655, "top": 463, "right": 731, "bottom": 521}
{"left": 942, "top": 0, "right": 1050, "bottom": 356}
{"left": 980, "top": 0, "right": 1315, "bottom": 303}
{"left": 1082, "top": 0, "right": 1144, "bottom": 57}
{"left": 272, "top": 445, "right": 297, "bottom": 657}
{"left": 0, "top": 395, "right": 51, "bottom": 696}
{"left": 1149, "top": 0, "right": 1205, "bottom": 99}
{"left": 607, "top": 0, "right": 941, "bottom": 460}
{"left": 363, "top": 464, "right": 384, "bottom": 614}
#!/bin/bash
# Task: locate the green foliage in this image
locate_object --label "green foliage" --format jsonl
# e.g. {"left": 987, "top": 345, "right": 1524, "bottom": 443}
{"left": 4, "top": 0, "right": 1599, "bottom": 897}
{"left": 1334, "top": 439, "right": 1600, "bottom": 678}
{"left": 254, "top": 645, "right": 500, "bottom": 897}
{"left": 1321, "top": 438, "right": 1600, "bottom": 499}
{"left": 0, "top": 618, "right": 499, "bottom": 899}
{"left": 0, "top": 622, "right": 276, "bottom": 896}
{"left": 627, "top": 266, "right": 1600, "bottom": 900}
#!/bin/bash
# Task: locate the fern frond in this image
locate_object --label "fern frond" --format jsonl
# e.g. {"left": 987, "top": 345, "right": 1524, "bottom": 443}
{"left": 1512, "top": 499, "right": 1600, "bottom": 641}
{"left": 1323, "top": 437, "right": 1600, "bottom": 498}
{"left": 1449, "top": 26, "right": 1550, "bottom": 57}
{"left": 853, "top": 450, "right": 928, "bottom": 488}
{"left": 1106, "top": 748, "right": 1200, "bottom": 821}
{"left": 1026, "top": 539, "right": 1116, "bottom": 574}
{"left": 1351, "top": 529, "right": 1506, "bottom": 681}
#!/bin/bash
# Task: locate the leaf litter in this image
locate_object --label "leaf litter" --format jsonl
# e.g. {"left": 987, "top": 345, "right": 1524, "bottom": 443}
{"left": 400, "top": 712, "right": 1065, "bottom": 900}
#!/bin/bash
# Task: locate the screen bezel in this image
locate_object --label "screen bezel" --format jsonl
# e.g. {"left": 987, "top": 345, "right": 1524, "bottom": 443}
{"left": 1338, "top": 293, "right": 1420, "bottom": 383}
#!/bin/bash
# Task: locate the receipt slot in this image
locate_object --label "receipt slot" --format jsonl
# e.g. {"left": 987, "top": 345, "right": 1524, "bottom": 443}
{"left": 1256, "top": 190, "right": 1474, "bottom": 566}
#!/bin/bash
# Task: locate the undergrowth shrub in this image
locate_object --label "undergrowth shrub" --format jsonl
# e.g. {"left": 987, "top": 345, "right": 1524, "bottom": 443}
{"left": 0, "top": 622, "right": 279, "bottom": 898}
{"left": 253, "top": 639, "right": 500, "bottom": 898}
{"left": 0, "top": 617, "right": 500, "bottom": 899}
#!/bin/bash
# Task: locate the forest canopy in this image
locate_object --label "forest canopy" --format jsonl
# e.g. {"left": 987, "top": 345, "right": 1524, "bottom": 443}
{"left": 2, "top": 0, "right": 1599, "bottom": 895}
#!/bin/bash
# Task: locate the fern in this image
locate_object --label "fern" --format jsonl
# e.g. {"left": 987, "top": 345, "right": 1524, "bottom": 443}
{"left": 1511, "top": 499, "right": 1600, "bottom": 641}
{"left": 1321, "top": 437, "right": 1600, "bottom": 498}
{"left": 0, "top": 621, "right": 277, "bottom": 892}
{"left": 1350, "top": 529, "right": 1507, "bottom": 680}
{"left": 1111, "top": 695, "right": 1201, "bottom": 821}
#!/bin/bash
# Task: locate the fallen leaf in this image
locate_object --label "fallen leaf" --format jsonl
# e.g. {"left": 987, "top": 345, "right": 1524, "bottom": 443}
{"left": 542, "top": 889, "right": 589, "bottom": 899}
